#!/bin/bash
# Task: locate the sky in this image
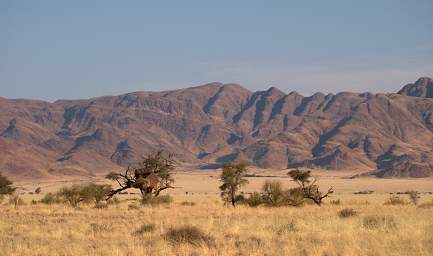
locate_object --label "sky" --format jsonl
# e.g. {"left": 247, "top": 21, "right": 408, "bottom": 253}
{"left": 1, "top": 0, "right": 433, "bottom": 101}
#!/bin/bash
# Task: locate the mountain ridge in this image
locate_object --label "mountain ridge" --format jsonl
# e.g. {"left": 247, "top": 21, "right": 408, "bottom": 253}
{"left": 1, "top": 77, "right": 433, "bottom": 179}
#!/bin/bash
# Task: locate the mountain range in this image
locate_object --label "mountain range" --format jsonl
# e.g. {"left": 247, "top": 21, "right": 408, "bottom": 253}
{"left": 1, "top": 77, "right": 433, "bottom": 179}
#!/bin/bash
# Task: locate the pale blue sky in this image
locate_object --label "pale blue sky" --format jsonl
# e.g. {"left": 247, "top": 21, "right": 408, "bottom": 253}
{"left": 1, "top": 0, "right": 432, "bottom": 101}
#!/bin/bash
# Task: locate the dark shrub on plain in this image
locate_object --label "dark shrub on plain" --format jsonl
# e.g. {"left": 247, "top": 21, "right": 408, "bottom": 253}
{"left": 338, "top": 208, "right": 358, "bottom": 218}
{"left": 164, "top": 226, "right": 214, "bottom": 246}
{"left": 40, "top": 192, "right": 62, "bottom": 204}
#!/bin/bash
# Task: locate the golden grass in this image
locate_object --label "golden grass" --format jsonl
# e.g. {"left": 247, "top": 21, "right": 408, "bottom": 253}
{"left": 1, "top": 193, "right": 433, "bottom": 256}
{"left": 3, "top": 170, "right": 433, "bottom": 255}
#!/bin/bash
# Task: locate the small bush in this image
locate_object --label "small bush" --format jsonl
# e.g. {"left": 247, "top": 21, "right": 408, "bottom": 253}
{"left": 35, "top": 187, "right": 42, "bottom": 194}
{"left": 141, "top": 194, "right": 173, "bottom": 206}
{"left": 40, "top": 192, "right": 62, "bottom": 204}
{"left": 180, "top": 201, "right": 196, "bottom": 206}
{"left": 133, "top": 224, "right": 156, "bottom": 235}
{"left": 338, "top": 208, "right": 358, "bottom": 218}
{"left": 31, "top": 199, "right": 38, "bottom": 205}
{"left": 384, "top": 196, "right": 407, "bottom": 205}
{"left": 164, "top": 226, "right": 214, "bottom": 246}
{"left": 244, "top": 192, "right": 264, "bottom": 207}
{"left": 363, "top": 215, "right": 397, "bottom": 230}
{"left": 406, "top": 190, "right": 421, "bottom": 205}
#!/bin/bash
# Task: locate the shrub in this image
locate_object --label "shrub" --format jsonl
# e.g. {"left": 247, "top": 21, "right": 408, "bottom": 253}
{"left": 406, "top": 190, "right": 421, "bottom": 205}
{"left": 164, "top": 226, "right": 214, "bottom": 246}
{"left": 133, "top": 224, "right": 156, "bottom": 235}
{"left": 34, "top": 187, "right": 42, "bottom": 194}
{"left": 244, "top": 192, "right": 264, "bottom": 207}
{"left": 262, "top": 181, "right": 286, "bottom": 207}
{"left": 338, "top": 208, "right": 358, "bottom": 218}
{"left": 384, "top": 195, "right": 407, "bottom": 205}
{"left": 0, "top": 173, "right": 16, "bottom": 196}
{"left": 40, "top": 192, "right": 62, "bottom": 204}
{"left": 80, "top": 183, "right": 112, "bottom": 205}
{"left": 363, "top": 215, "right": 397, "bottom": 230}
{"left": 142, "top": 194, "right": 173, "bottom": 206}
{"left": 57, "top": 185, "right": 83, "bottom": 207}
{"left": 180, "top": 201, "right": 196, "bottom": 206}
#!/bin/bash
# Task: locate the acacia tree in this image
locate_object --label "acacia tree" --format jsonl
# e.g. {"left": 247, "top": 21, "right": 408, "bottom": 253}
{"left": 287, "top": 169, "right": 333, "bottom": 206}
{"left": 105, "top": 151, "right": 175, "bottom": 199}
{"left": 0, "top": 173, "right": 16, "bottom": 199}
{"left": 219, "top": 162, "right": 249, "bottom": 207}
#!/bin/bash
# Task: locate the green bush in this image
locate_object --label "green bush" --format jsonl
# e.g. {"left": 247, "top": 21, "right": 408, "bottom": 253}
{"left": 40, "top": 192, "right": 63, "bottom": 204}
{"left": 244, "top": 192, "right": 264, "bottom": 207}
{"left": 406, "top": 190, "right": 420, "bottom": 205}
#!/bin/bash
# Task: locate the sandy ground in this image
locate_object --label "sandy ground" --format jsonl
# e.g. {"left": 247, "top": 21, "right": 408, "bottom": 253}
{"left": 13, "top": 168, "right": 433, "bottom": 196}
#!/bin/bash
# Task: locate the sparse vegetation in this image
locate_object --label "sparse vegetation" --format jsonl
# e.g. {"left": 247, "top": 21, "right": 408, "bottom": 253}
{"left": 219, "top": 162, "right": 249, "bottom": 207}
{"left": 164, "top": 226, "right": 214, "bottom": 246}
{"left": 40, "top": 192, "right": 62, "bottom": 204}
{"left": 105, "top": 151, "right": 175, "bottom": 200}
{"left": 287, "top": 169, "right": 333, "bottom": 206}
{"left": 133, "top": 224, "right": 156, "bottom": 235}
{"left": 363, "top": 215, "right": 397, "bottom": 230}
{"left": 0, "top": 173, "right": 16, "bottom": 196}
{"left": 406, "top": 190, "right": 421, "bottom": 205}
{"left": 384, "top": 195, "right": 407, "bottom": 205}
{"left": 338, "top": 208, "right": 358, "bottom": 218}
{"left": 141, "top": 194, "right": 173, "bottom": 206}
{"left": 8, "top": 193, "right": 25, "bottom": 209}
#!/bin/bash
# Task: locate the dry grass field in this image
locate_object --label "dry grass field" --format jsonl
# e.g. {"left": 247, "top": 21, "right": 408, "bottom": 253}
{"left": 1, "top": 170, "right": 433, "bottom": 256}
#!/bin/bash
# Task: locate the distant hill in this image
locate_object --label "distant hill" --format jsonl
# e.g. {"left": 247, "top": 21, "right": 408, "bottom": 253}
{"left": 1, "top": 77, "right": 433, "bottom": 179}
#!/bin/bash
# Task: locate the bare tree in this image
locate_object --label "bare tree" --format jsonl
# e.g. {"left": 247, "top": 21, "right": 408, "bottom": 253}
{"left": 287, "top": 169, "right": 333, "bottom": 206}
{"left": 219, "top": 162, "right": 249, "bottom": 207}
{"left": 105, "top": 151, "right": 175, "bottom": 199}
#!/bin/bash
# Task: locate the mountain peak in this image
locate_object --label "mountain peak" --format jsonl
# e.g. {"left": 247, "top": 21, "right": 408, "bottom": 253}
{"left": 398, "top": 77, "right": 433, "bottom": 98}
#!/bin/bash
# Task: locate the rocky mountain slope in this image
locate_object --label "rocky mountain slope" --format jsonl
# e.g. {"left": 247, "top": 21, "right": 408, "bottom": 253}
{"left": 1, "top": 77, "right": 433, "bottom": 179}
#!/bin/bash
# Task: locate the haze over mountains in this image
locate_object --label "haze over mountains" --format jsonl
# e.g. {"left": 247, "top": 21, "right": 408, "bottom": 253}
{"left": 1, "top": 77, "right": 433, "bottom": 179}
